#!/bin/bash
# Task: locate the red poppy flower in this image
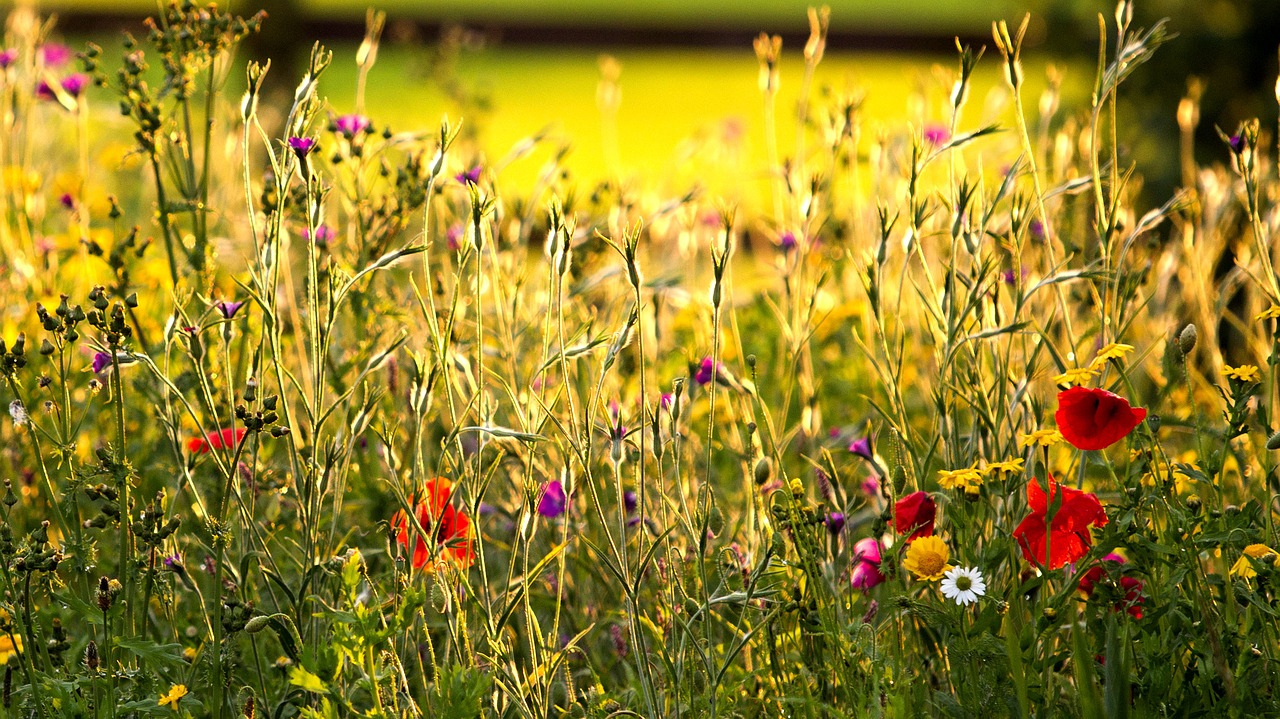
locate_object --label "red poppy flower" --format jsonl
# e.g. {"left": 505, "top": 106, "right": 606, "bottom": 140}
{"left": 1055, "top": 386, "right": 1146, "bottom": 451}
{"left": 1013, "top": 476, "right": 1108, "bottom": 569}
{"left": 894, "top": 491, "right": 936, "bottom": 540}
{"left": 1079, "top": 558, "right": 1144, "bottom": 619}
{"left": 187, "top": 427, "right": 247, "bottom": 454}
{"left": 392, "top": 478, "right": 475, "bottom": 572}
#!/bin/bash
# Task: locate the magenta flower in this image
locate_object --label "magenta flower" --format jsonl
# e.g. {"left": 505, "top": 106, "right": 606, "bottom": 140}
{"left": 39, "top": 43, "right": 73, "bottom": 68}
{"left": 860, "top": 475, "right": 880, "bottom": 497}
{"left": 288, "top": 136, "right": 316, "bottom": 156}
{"left": 779, "top": 231, "right": 798, "bottom": 253}
{"left": 624, "top": 490, "right": 637, "bottom": 514}
{"left": 0, "top": 49, "right": 17, "bottom": 69}
{"left": 59, "top": 193, "right": 75, "bottom": 210}
{"left": 216, "top": 300, "right": 245, "bottom": 319}
{"left": 1228, "top": 134, "right": 1245, "bottom": 154}
{"left": 446, "top": 222, "right": 464, "bottom": 251}
{"left": 694, "top": 357, "right": 723, "bottom": 386}
{"left": 303, "top": 225, "right": 335, "bottom": 244}
{"left": 848, "top": 435, "right": 874, "bottom": 461}
{"left": 334, "top": 113, "right": 371, "bottom": 138}
{"left": 37, "top": 74, "right": 88, "bottom": 102}
{"left": 455, "top": 166, "right": 482, "bottom": 185}
{"left": 923, "top": 123, "right": 950, "bottom": 146}
{"left": 850, "top": 537, "right": 885, "bottom": 590}
{"left": 91, "top": 351, "right": 112, "bottom": 374}
{"left": 537, "top": 479, "right": 567, "bottom": 518}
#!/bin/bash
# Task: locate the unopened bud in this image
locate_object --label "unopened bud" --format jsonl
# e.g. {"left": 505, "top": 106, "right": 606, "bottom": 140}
{"left": 1266, "top": 430, "right": 1280, "bottom": 451}
{"left": 1178, "top": 323, "right": 1197, "bottom": 354}
{"left": 753, "top": 457, "right": 773, "bottom": 486}
{"left": 244, "top": 616, "right": 271, "bottom": 634}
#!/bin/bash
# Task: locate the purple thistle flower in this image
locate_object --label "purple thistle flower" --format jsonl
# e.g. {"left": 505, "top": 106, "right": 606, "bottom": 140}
{"left": 61, "top": 73, "right": 88, "bottom": 97}
{"left": 1029, "top": 219, "right": 1045, "bottom": 240}
{"left": 848, "top": 434, "right": 874, "bottom": 461}
{"left": 826, "top": 511, "right": 845, "bottom": 536}
{"left": 91, "top": 351, "right": 112, "bottom": 374}
{"left": 694, "top": 357, "right": 723, "bottom": 386}
{"left": 624, "top": 490, "right": 637, "bottom": 514}
{"left": 1228, "top": 134, "right": 1246, "bottom": 154}
{"left": 923, "top": 123, "right": 950, "bottom": 146}
{"left": 0, "top": 49, "right": 17, "bottom": 69}
{"left": 537, "top": 479, "right": 567, "bottom": 518}
{"left": 288, "top": 136, "right": 316, "bottom": 156}
{"left": 333, "top": 113, "right": 371, "bottom": 138}
{"left": 659, "top": 392, "right": 674, "bottom": 411}
{"left": 216, "top": 300, "right": 245, "bottom": 319}
{"left": 779, "top": 231, "right": 798, "bottom": 253}
{"left": 162, "top": 553, "right": 184, "bottom": 573}
{"left": 39, "top": 43, "right": 73, "bottom": 68}
{"left": 455, "top": 165, "right": 482, "bottom": 185}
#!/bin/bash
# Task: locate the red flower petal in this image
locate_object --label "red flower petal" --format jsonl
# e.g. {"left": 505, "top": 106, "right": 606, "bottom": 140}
{"left": 392, "top": 478, "right": 475, "bottom": 572}
{"left": 1055, "top": 386, "right": 1146, "bottom": 450}
{"left": 188, "top": 427, "right": 246, "bottom": 454}
{"left": 1015, "top": 476, "right": 1108, "bottom": 569}
{"left": 893, "top": 491, "right": 936, "bottom": 540}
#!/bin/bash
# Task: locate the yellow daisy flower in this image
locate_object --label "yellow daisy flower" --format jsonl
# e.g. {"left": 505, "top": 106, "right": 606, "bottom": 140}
{"left": 158, "top": 684, "right": 188, "bottom": 710}
{"left": 984, "top": 458, "right": 1025, "bottom": 476}
{"left": 0, "top": 634, "right": 22, "bottom": 665}
{"left": 1053, "top": 366, "right": 1099, "bottom": 386}
{"left": 1019, "top": 428, "right": 1064, "bottom": 448}
{"left": 1256, "top": 306, "right": 1280, "bottom": 321}
{"left": 1230, "top": 544, "right": 1278, "bottom": 579}
{"left": 1222, "top": 365, "right": 1261, "bottom": 384}
{"left": 937, "top": 464, "right": 984, "bottom": 492}
{"left": 1090, "top": 342, "right": 1135, "bottom": 369}
{"left": 903, "top": 536, "right": 953, "bottom": 581}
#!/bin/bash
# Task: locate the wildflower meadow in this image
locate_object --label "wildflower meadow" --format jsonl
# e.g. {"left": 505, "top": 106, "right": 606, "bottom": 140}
{"left": 1, "top": 0, "right": 1279, "bottom": 716}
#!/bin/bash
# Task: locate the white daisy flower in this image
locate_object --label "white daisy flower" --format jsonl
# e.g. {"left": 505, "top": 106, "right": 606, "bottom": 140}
{"left": 940, "top": 566, "right": 986, "bottom": 606}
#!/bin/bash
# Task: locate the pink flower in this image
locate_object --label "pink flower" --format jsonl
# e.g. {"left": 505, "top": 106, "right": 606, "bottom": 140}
{"left": 850, "top": 537, "right": 885, "bottom": 590}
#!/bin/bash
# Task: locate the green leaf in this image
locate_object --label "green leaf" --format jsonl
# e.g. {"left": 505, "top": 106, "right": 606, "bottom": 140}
{"left": 289, "top": 665, "right": 328, "bottom": 694}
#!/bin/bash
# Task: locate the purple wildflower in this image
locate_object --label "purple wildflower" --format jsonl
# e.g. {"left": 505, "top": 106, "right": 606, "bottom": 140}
{"left": 0, "top": 49, "right": 17, "bottom": 69}
{"left": 624, "top": 490, "right": 637, "bottom": 514}
{"left": 39, "top": 43, "right": 73, "bottom": 68}
{"left": 659, "top": 393, "right": 674, "bottom": 411}
{"left": 36, "top": 75, "right": 86, "bottom": 102}
{"left": 779, "top": 231, "right": 798, "bottom": 253}
{"left": 333, "top": 113, "right": 371, "bottom": 138}
{"left": 303, "top": 225, "right": 335, "bottom": 244}
{"left": 923, "top": 123, "right": 950, "bottom": 146}
{"left": 288, "top": 136, "right": 316, "bottom": 156}
{"left": 694, "top": 357, "right": 723, "bottom": 386}
{"left": 446, "top": 222, "right": 464, "bottom": 251}
{"left": 91, "top": 351, "right": 112, "bottom": 374}
{"left": 1029, "top": 219, "right": 1045, "bottom": 240}
{"left": 826, "top": 511, "right": 845, "bottom": 536}
{"left": 455, "top": 166, "right": 482, "bottom": 185}
{"left": 848, "top": 434, "right": 874, "bottom": 461}
{"left": 1228, "top": 134, "right": 1245, "bottom": 154}
{"left": 860, "top": 475, "right": 880, "bottom": 497}
{"left": 59, "top": 193, "right": 75, "bottom": 210}
{"left": 216, "top": 300, "right": 245, "bottom": 319}
{"left": 537, "top": 479, "right": 567, "bottom": 518}
{"left": 610, "top": 624, "right": 629, "bottom": 657}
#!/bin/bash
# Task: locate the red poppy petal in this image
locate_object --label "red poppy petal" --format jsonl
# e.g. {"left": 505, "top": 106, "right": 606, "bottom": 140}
{"left": 1056, "top": 387, "right": 1145, "bottom": 450}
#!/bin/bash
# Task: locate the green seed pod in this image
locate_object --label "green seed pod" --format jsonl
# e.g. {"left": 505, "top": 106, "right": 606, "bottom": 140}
{"left": 244, "top": 615, "right": 271, "bottom": 634}
{"left": 1178, "top": 323, "right": 1197, "bottom": 354}
{"left": 706, "top": 505, "right": 724, "bottom": 536}
{"left": 753, "top": 457, "right": 773, "bottom": 486}
{"left": 1267, "top": 431, "right": 1280, "bottom": 451}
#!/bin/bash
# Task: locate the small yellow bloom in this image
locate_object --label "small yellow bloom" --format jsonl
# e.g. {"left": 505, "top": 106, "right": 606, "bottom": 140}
{"left": 0, "top": 634, "right": 23, "bottom": 665}
{"left": 903, "top": 535, "right": 953, "bottom": 581}
{"left": 1053, "top": 366, "right": 1099, "bottom": 386}
{"left": 1090, "top": 342, "right": 1135, "bottom": 369}
{"left": 1222, "top": 365, "right": 1261, "bottom": 384}
{"left": 984, "top": 458, "right": 1025, "bottom": 476}
{"left": 1257, "top": 306, "right": 1280, "bottom": 321}
{"left": 1230, "top": 544, "right": 1279, "bottom": 579}
{"left": 159, "top": 684, "right": 188, "bottom": 709}
{"left": 937, "top": 464, "right": 983, "bottom": 492}
{"left": 1020, "top": 429, "right": 1063, "bottom": 448}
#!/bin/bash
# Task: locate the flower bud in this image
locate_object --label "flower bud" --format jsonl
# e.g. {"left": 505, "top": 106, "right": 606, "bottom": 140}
{"left": 244, "top": 615, "right": 271, "bottom": 634}
{"left": 1267, "top": 431, "right": 1280, "bottom": 451}
{"left": 753, "top": 457, "right": 773, "bottom": 486}
{"left": 1178, "top": 323, "right": 1197, "bottom": 354}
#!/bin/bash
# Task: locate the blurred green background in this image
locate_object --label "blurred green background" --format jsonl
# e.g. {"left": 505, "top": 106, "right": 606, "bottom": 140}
{"left": 31, "top": 0, "right": 1280, "bottom": 198}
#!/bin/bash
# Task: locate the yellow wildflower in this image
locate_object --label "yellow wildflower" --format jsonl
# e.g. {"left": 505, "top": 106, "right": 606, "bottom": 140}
{"left": 159, "top": 684, "right": 188, "bottom": 710}
{"left": 0, "top": 634, "right": 22, "bottom": 665}
{"left": 1090, "top": 342, "right": 1135, "bottom": 369}
{"left": 1257, "top": 306, "right": 1280, "bottom": 321}
{"left": 903, "top": 536, "right": 953, "bottom": 581}
{"left": 1222, "top": 365, "right": 1261, "bottom": 384}
{"left": 984, "top": 458, "right": 1025, "bottom": 476}
{"left": 1230, "top": 544, "right": 1279, "bottom": 579}
{"left": 1053, "top": 366, "right": 1099, "bottom": 386}
{"left": 1020, "top": 429, "right": 1063, "bottom": 448}
{"left": 937, "top": 464, "right": 983, "bottom": 492}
